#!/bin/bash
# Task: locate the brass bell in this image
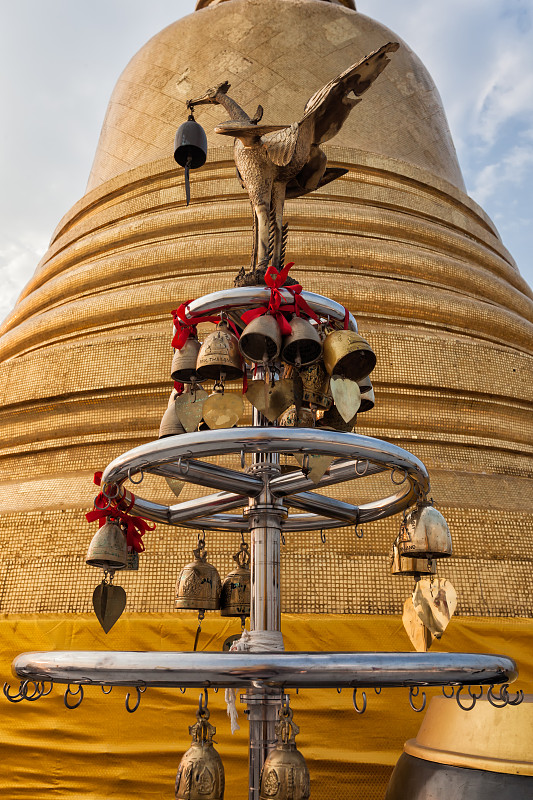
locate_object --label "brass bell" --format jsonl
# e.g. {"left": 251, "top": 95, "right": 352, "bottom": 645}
{"left": 281, "top": 316, "right": 322, "bottom": 367}
{"left": 317, "top": 404, "right": 356, "bottom": 431}
{"left": 175, "top": 542, "right": 222, "bottom": 611}
{"left": 299, "top": 361, "right": 332, "bottom": 409}
{"left": 159, "top": 398, "right": 186, "bottom": 438}
{"left": 171, "top": 336, "right": 202, "bottom": 383}
{"left": 260, "top": 704, "right": 310, "bottom": 800}
{"left": 175, "top": 701, "right": 225, "bottom": 800}
{"left": 279, "top": 404, "right": 315, "bottom": 427}
{"left": 357, "top": 375, "right": 375, "bottom": 413}
{"left": 397, "top": 502, "right": 453, "bottom": 559}
{"left": 239, "top": 314, "right": 282, "bottom": 363}
{"left": 196, "top": 321, "right": 243, "bottom": 382}
{"left": 390, "top": 540, "right": 436, "bottom": 576}
{"left": 220, "top": 542, "right": 250, "bottom": 618}
{"left": 322, "top": 329, "right": 376, "bottom": 381}
{"left": 86, "top": 519, "right": 128, "bottom": 571}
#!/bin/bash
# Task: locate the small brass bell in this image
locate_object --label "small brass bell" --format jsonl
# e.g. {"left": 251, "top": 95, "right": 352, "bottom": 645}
{"left": 281, "top": 316, "right": 322, "bottom": 367}
{"left": 220, "top": 542, "right": 250, "bottom": 619}
{"left": 196, "top": 321, "right": 243, "bottom": 382}
{"left": 86, "top": 519, "right": 128, "bottom": 571}
{"left": 175, "top": 542, "right": 222, "bottom": 611}
{"left": 175, "top": 698, "right": 225, "bottom": 800}
{"left": 397, "top": 501, "right": 452, "bottom": 559}
{"left": 357, "top": 375, "right": 375, "bottom": 413}
{"left": 260, "top": 703, "right": 310, "bottom": 800}
{"left": 279, "top": 404, "right": 315, "bottom": 427}
{"left": 299, "top": 361, "right": 332, "bottom": 409}
{"left": 159, "top": 399, "right": 186, "bottom": 438}
{"left": 171, "top": 336, "right": 202, "bottom": 383}
{"left": 322, "top": 329, "right": 376, "bottom": 381}
{"left": 239, "top": 314, "right": 282, "bottom": 363}
{"left": 390, "top": 540, "right": 436, "bottom": 576}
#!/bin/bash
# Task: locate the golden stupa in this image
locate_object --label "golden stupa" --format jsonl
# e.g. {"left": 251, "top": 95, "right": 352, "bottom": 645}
{"left": 0, "top": 0, "right": 531, "bottom": 797}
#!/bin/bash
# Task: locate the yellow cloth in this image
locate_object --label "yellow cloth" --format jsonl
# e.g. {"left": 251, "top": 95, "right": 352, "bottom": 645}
{"left": 0, "top": 613, "right": 531, "bottom": 799}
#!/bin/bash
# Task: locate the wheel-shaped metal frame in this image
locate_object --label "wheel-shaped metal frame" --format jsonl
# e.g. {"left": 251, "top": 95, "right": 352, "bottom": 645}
{"left": 100, "top": 428, "right": 429, "bottom": 532}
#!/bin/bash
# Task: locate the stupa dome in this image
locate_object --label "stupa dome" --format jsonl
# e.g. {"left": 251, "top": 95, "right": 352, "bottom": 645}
{"left": 0, "top": 1, "right": 531, "bottom": 797}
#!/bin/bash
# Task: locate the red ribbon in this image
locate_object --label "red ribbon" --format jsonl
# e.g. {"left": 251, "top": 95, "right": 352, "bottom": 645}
{"left": 171, "top": 301, "right": 220, "bottom": 349}
{"left": 240, "top": 262, "right": 319, "bottom": 335}
{"left": 87, "top": 472, "right": 155, "bottom": 553}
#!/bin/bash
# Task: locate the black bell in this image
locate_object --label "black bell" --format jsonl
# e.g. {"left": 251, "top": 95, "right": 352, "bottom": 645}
{"left": 174, "top": 112, "right": 208, "bottom": 205}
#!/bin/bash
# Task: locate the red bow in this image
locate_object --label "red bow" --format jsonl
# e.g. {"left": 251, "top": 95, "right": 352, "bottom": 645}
{"left": 240, "top": 262, "right": 319, "bottom": 334}
{"left": 171, "top": 302, "right": 220, "bottom": 349}
{"left": 87, "top": 472, "right": 155, "bottom": 553}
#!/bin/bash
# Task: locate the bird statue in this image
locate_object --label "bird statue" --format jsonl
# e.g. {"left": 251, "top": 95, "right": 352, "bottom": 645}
{"left": 187, "top": 41, "right": 399, "bottom": 284}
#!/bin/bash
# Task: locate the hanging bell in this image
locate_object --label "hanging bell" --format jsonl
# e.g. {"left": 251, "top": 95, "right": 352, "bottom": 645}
{"left": 279, "top": 404, "right": 315, "bottom": 428}
{"left": 357, "top": 375, "right": 375, "bottom": 413}
{"left": 175, "top": 542, "right": 222, "bottom": 611}
{"left": 317, "top": 403, "right": 357, "bottom": 432}
{"left": 322, "top": 329, "right": 376, "bottom": 381}
{"left": 175, "top": 701, "right": 225, "bottom": 800}
{"left": 260, "top": 704, "right": 310, "bottom": 800}
{"left": 86, "top": 519, "right": 128, "bottom": 571}
{"left": 174, "top": 111, "right": 208, "bottom": 206}
{"left": 390, "top": 540, "right": 436, "bottom": 576}
{"left": 397, "top": 501, "right": 453, "bottom": 559}
{"left": 171, "top": 336, "right": 202, "bottom": 383}
{"left": 281, "top": 316, "right": 322, "bottom": 367}
{"left": 196, "top": 321, "right": 243, "bottom": 382}
{"left": 159, "top": 398, "right": 186, "bottom": 438}
{"left": 239, "top": 314, "right": 282, "bottom": 364}
{"left": 299, "top": 361, "right": 332, "bottom": 409}
{"left": 220, "top": 542, "right": 250, "bottom": 618}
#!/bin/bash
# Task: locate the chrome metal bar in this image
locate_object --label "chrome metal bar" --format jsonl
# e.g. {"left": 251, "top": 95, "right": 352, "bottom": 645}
{"left": 149, "top": 460, "right": 263, "bottom": 496}
{"left": 269, "top": 459, "right": 385, "bottom": 497}
{"left": 168, "top": 492, "right": 247, "bottom": 524}
{"left": 13, "top": 651, "right": 518, "bottom": 689}
{"left": 287, "top": 492, "right": 360, "bottom": 523}
{"left": 185, "top": 287, "right": 358, "bottom": 331}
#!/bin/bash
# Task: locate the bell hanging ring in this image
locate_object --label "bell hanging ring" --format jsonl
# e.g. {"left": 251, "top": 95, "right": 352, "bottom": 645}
{"left": 390, "top": 540, "right": 436, "bottom": 576}
{"left": 322, "top": 329, "right": 376, "bottom": 381}
{"left": 196, "top": 320, "right": 243, "bottom": 382}
{"left": 260, "top": 703, "right": 310, "bottom": 800}
{"left": 86, "top": 519, "right": 128, "bottom": 571}
{"left": 171, "top": 336, "right": 202, "bottom": 383}
{"left": 159, "top": 397, "right": 186, "bottom": 438}
{"left": 239, "top": 314, "right": 282, "bottom": 364}
{"left": 397, "top": 502, "right": 453, "bottom": 559}
{"left": 220, "top": 542, "right": 250, "bottom": 618}
{"left": 281, "top": 316, "right": 322, "bottom": 367}
{"left": 175, "top": 543, "right": 222, "bottom": 611}
{"left": 175, "top": 703, "right": 225, "bottom": 800}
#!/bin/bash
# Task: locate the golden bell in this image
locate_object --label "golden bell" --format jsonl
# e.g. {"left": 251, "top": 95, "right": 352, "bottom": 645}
{"left": 260, "top": 705, "right": 310, "bottom": 800}
{"left": 196, "top": 321, "right": 243, "bottom": 382}
{"left": 281, "top": 316, "right": 322, "bottom": 367}
{"left": 357, "top": 375, "right": 375, "bottom": 413}
{"left": 220, "top": 542, "right": 250, "bottom": 618}
{"left": 390, "top": 540, "right": 436, "bottom": 576}
{"left": 239, "top": 314, "right": 282, "bottom": 364}
{"left": 86, "top": 520, "right": 128, "bottom": 570}
{"left": 175, "top": 705, "right": 225, "bottom": 800}
{"left": 317, "top": 404, "right": 356, "bottom": 431}
{"left": 159, "top": 399, "right": 186, "bottom": 438}
{"left": 299, "top": 361, "right": 332, "bottom": 409}
{"left": 398, "top": 502, "right": 453, "bottom": 559}
{"left": 175, "top": 544, "right": 222, "bottom": 611}
{"left": 322, "top": 329, "right": 376, "bottom": 381}
{"left": 279, "top": 404, "right": 315, "bottom": 428}
{"left": 171, "top": 336, "right": 201, "bottom": 383}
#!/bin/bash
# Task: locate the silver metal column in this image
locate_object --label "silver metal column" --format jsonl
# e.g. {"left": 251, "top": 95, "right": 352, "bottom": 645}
{"left": 245, "top": 383, "right": 283, "bottom": 800}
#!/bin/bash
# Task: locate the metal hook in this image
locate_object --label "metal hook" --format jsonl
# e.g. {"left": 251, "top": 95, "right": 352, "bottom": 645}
{"left": 125, "top": 687, "right": 141, "bottom": 713}
{"left": 179, "top": 687, "right": 186, "bottom": 694}
{"left": 455, "top": 685, "right": 477, "bottom": 711}
{"left": 64, "top": 684, "right": 84, "bottom": 710}
{"left": 374, "top": 687, "right": 382, "bottom": 695}
{"left": 487, "top": 684, "right": 508, "bottom": 708}
{"left": 504, "top": 686, "right": 524, "bottom": 706}
{"left": 355, "top": 525, "right": 364, "bottom": 539}
{"left": 102, "top": 482, "right": 119, "bottom": 500}
{"left": 40, "top": 681, "right": 53, "bottom": 697}
{"left": 3, "top": 682, "right": 25, "bottom": 703}
{"left": 101, "top": 685, "right": 113, "bottom": 695}
{"left": 127, "top": 467, "right": 144, "bottom": 485}
{"left": 336, "top": 687, "right": 342, "bottom": 694}
{"left": 280, "top": 532, "right": 286, "bottom": 546}
{"left": 355, "top": 459, "right": 369, "bottom": 477}
{"left": 442, "top": 685, "right": 456, "bottom": 698}
{"left": 178, "top": 457, "right": 190, "bottom": 476}
{"left": 468, "top": 685, "right": 483, "bottom": 701}
{"left": 352, "top": 688, "right": 367, "bottom": 714}
{"left": 391, "top": 468, "right": 408, "bottom": 485}
{"left": 23, "top": 681, "right": 43, "bottom": 701}
{"left": 199, "top": 688, "right": 208, "bottom": 713}
{"left": 409, "top": 686, "right": 426, "bottom": 712}
{"left": 93, "top": 494, "right": 111, "bottom": 511}
{"left": 320, "top": 529, "right": 326, "bottom": 544}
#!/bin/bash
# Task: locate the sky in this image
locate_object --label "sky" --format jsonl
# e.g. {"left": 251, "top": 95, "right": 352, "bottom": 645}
{"left": 0, "top": 0, "right": 532, "bottom": 325}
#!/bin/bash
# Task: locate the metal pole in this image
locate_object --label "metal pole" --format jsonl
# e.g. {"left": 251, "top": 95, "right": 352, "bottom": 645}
{"left": 245, "top": 372, "right": 283, "bottom": 800}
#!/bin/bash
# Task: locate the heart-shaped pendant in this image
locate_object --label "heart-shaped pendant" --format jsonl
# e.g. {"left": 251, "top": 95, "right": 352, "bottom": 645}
{"left": 93, "top": 581, "right": 127, "bottom": 633}
{"left": 295, "top": 453, "right": 333, "bottom": 484}
{"left": 175, "top": 387, "right": 208, "bottom": 432}
{"left": 412, "top": 577, "right": 457, "bottom": 639}
{"left": 245, "top": 379, "right": 294, "bottom": 422}
{"left": 402, "top": 596, "right": 434, "bottom": 652}
{"left": 203, "top": 392, "right": 244, "bottom": 429}
{"left": 330, "top": 375, "right": 361, "bottom": 423}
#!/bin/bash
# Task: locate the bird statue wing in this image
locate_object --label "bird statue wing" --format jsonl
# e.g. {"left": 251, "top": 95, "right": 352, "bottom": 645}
{"left": 262, "top": 122, "right": 300, "bottom": 167}
{"left": 300, "top": 41, "right": 399, "bottom": 144}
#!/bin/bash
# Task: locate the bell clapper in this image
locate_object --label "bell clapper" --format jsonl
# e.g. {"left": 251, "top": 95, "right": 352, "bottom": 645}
{"left": 194, "top": 610, "right": 205, "bottom": 652}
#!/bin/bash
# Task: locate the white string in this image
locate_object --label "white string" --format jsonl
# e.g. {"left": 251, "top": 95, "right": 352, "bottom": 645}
{"left": 225, "top": 629, "right": 285, "bottom": 733}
